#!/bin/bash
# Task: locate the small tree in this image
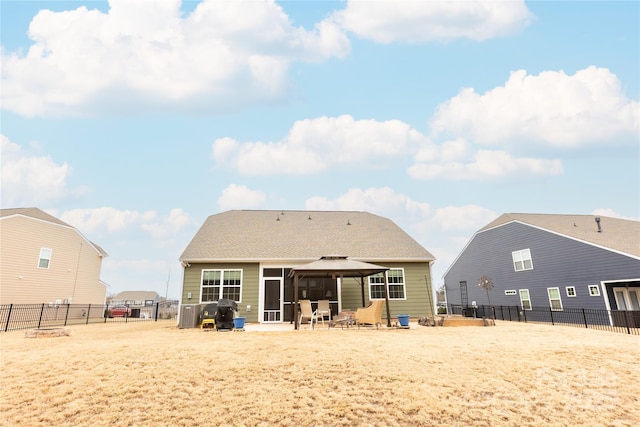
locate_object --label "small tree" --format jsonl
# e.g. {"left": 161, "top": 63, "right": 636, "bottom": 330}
{"left": 478, "top": 275, "right": 494, "bottom": 318}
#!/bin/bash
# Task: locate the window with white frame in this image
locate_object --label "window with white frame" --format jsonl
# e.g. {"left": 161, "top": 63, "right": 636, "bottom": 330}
{"left": 519, "top": 289, "right": 532, "bottom": 310}
{"left": 588, "top": 285, "right": 601, "bottom": 297}
{"left": 548, "top": 287, "right": 563, "bottom": 311}
{"left": 566, "top": 286, "right": 576, "bottom": 297}
{"left": 38, "top": 248, "right": 52, "bottom": 269}
{"left": 369, "top": 269, "right": 406, "bottom": 300}
{"left": 201, "top": 269, "right": 242, "bottom": 302}
{"left": 512, "top": 249, "right": 533, "bottom": 271}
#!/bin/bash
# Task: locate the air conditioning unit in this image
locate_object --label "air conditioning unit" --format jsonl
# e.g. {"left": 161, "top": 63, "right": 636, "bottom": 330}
{"left": 178, "top": 304, "right": 200, "bottom": 329}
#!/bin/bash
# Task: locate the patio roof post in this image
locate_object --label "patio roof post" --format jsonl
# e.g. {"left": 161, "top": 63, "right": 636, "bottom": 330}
{"left": 293, "top": 273, "right": 299, "bottom": 330}
{"left": 360, "top": 276, "right": 366, "bottom": 307}
{"left": 383, "top": 273, "right": 392, "bottom": 327}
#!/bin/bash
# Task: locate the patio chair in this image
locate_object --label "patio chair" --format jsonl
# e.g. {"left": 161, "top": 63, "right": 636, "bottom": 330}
{"left": 316, "top": 299, "right": 331, "bottom": 325}
{"left": 298, "top": 300, "right": 319, "bottom": 330}
{"left": 354, "top": 300, "right": 384, "bottom": 329}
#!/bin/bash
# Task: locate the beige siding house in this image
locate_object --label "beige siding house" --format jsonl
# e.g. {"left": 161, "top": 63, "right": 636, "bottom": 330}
{"left": 179, "top": 210, "right": 436, "bottom": 324}
{"left": 0, "top": 208, "right": 108, "bottom": 305}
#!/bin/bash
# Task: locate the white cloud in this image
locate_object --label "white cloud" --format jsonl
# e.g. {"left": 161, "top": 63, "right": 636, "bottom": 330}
{"left": 430, "top": 67, "right": 639, "bottom": 149}
{"left": 431, "top": 205, "right": 497, "bottom": 232}
{"left": 1, "top": 0, "right": 350, "bottom": 117}
{"left": 409, "top": 144, "right": 563, "bottom": 180}
{"left": 59, "top": 206, "right": 198, "bottom": 242}
{"left": 0, "top": 135, "right": 86, "bottom": 206}
{"left": 217, "top": 184, "right": 267, "bottom": 211}
{"left": 141, "top": 208, "right": 199, "bottom": 239}
{"left": 332, "top": 0, "right": 533, "bottom": 43}
{"left": 212, "top": 114, "right": 426, "bottom": 175}
{"left": 59, "top": 207, "right": 157, "bottom": 233}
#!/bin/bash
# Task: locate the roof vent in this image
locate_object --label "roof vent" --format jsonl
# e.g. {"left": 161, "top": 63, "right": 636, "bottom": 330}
{"left": 595, "top": 217, "right": 602, "bottom": 233}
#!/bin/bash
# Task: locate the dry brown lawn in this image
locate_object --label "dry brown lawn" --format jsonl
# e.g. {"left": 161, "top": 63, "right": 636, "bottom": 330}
{"left": 1, "top": 320, "right": 638, "bottom": 426}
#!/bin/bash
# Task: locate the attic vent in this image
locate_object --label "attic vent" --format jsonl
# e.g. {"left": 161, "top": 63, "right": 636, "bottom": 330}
{"left": 595, "top": 217, "right": 602, "bottom": 233}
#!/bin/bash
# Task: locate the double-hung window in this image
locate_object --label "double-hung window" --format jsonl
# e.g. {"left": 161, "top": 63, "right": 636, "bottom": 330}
{"left": 369, "top": 269, "right": 406, "bottom": 300}
{"left": 201, "top": 269, "right": 242, "bottom": 302}
{"left": 512, "top": 249, "right": 533, "bottom": 271}
{"left": 38, "top": 248, "right": 52, "bottom": 269}
{"left": 547, "top": 287, "right": 563, "bottom": 311}
{"left": 519, "top": 289, "right": 532, "bottom": 310}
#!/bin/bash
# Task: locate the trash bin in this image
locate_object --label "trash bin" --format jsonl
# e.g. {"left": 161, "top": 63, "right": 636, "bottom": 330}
{"left": 397, "top": 314, "right": 410, "bottom": 327}
{"left": 233, "top": 317, "right": 246, "bottom": 329}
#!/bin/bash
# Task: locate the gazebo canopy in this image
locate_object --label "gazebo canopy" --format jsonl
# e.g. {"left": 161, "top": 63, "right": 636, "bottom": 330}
{"left": 289, "top": 255, "right": 392, "bottom": 329}
{"left": 288, "top": 255, "right": 389, "bottom": 278}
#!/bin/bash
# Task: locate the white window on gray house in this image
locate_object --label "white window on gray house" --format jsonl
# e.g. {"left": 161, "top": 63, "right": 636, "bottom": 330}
{"left": 547, "top": 287, "right": 563, "bottom": 311}
{"left": 201, "top": 269, "right": 242, "bottom": 302}
{"left": 588, "top": 285, "right": 601, "bottom": 297}
{"left": 369, "top": 269, "right": 406, "bottom": 300}
{"left": 519, "top": 289, "right": 532, "bottom": 310}
{"left": 512, "top": 249, "right": 533, "bottom": 271}
{"left": 566, "top": 286, "right": 576, "bottom": 297}
{"left": 38, "top": 248, "right": 52, "bottom": 269}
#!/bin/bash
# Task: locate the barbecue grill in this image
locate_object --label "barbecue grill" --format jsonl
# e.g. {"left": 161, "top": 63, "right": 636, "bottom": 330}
{"left": 214, "top": 298, "right": 238, "bottom": 331}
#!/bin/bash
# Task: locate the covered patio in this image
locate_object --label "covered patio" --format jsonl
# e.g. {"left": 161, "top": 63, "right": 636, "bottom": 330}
{"left": 289, "top": 255, "right": 392, "bottom": 330}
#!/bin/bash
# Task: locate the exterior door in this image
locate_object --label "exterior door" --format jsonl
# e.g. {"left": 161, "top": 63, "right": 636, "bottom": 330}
{"left": 263, "top": 279, "right": 282, "bottom": 322}
{"left": 613, "top": 287, "right": 640, "bottom": 328}
{"left": 614, "top": 287, "right": 640, "bottom": 311}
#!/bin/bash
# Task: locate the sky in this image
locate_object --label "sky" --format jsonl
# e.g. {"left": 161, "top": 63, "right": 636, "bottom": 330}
{"left": 1, "top": 0, "right": 638, "bottom": 301}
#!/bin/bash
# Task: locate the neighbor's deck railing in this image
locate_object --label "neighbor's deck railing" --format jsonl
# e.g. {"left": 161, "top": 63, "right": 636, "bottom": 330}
{"left": 0, "top": 302, "right": 178, "bottom": 332}
{"left": 447, "top": 304, "right": 640, "bottom": 335}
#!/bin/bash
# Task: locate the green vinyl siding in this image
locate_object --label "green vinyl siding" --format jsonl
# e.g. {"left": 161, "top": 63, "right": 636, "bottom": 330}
{"left": 182, "top": 262, "right": 260, "bottom": 323}
{"left": 340, "top": 262, "right": 434, "bottom": 319}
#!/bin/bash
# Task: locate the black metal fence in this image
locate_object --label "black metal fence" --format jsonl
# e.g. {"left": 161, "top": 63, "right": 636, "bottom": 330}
{"left": 448, "top": 304, "right": 640, "bottom": 335}
{"left": 0, "top": 302, "right": 178, "bottom": 332}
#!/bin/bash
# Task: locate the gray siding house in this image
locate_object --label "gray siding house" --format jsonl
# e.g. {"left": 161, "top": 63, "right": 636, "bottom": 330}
{"left": 444, "top": 213, "right": 640, "bottom": 325}
{"left": 179, "top": 210, "right": 436, "bottom": 325}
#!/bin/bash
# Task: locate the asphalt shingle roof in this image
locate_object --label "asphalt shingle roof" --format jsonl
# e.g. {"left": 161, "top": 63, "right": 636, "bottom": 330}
{"left": 180, "top": 210, "right": 435, "bottom": 262}
{"left": 480, "top": 213, "right": 640, "bottom": 258}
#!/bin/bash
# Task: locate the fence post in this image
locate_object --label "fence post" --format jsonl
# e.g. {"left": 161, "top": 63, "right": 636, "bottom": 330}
{"left": 38, "top": 304, "right": 45, "bottom": 328}
{"left": 104, "top": 304, "right": 108, "bottom": 323}
{"left": 86, "top": 304, "right": 91, "bottom": 325}
{"left": 582, "top": 308, "right": 588, "bottom": 329}
{"left": 549, "top": 307, "right": 554, "bottom": 326}
{"left": 623, "top": 310, "right": 631, "bottom": 335}
{"left": 64, "top": 304, "right": 71, "bottom": 326}
{"left": 155, "top": 302, "right": 159, "bottom": 321}
{"left": 522, "top": 307, "right": 527, "bottom": 323}
{"left": 4, "top": 304, "right": 13, "bottom": 332}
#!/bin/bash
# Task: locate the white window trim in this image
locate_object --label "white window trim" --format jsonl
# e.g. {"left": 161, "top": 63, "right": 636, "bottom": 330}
{"left": 38, "top": 247, "right": 52, "bottom": 269}
{"left": 512, "top": 249, "right": 533, "bottom": 272}
{"left": 547, "top": 287, "right": 563, "bottom": 311}
{"left": 200, "top": 269, "right": 243, "bottom": 303}
{"left": 368, "top": 268, "right": 407, "bottom": 301}
{"left": 588, "top": 285, "right": 601, "bottom": 297}
{"left": 566, "top": 286, "right": 576, "bottom": 297}
{"left": 519, "top": 289, "right": 532, "bottom": 310}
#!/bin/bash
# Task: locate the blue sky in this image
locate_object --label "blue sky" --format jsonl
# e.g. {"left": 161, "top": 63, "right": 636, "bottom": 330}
{"left": 1, "top": 0, "right": 638, "bottom": 300}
